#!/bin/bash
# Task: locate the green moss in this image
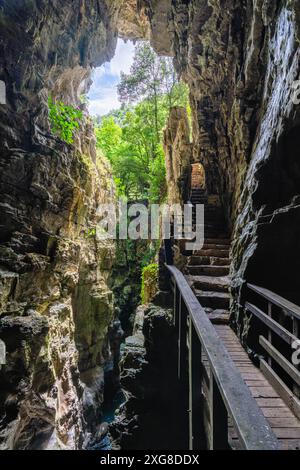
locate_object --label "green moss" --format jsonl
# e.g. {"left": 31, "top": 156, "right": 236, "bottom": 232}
{"left": 141, "top": 263, "right": 158, "bottom": 304}
{"left": 79, "top": 153, "right": 94, "bottom": 172}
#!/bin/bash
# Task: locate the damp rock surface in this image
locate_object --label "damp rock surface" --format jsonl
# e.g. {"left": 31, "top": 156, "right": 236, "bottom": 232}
{"left": 111, "top": 304, "right": 189, "bottom": 450}
{"left": 1, "top": 0, "right": 300, "bottom": 450}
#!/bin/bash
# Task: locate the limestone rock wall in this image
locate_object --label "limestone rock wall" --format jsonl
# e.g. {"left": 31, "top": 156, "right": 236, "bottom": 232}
{"left": 111, "top": 304, "right": 189, "bottom": 450}
{"left": 163, "top": 106, "right": 192, "bottom": 206}
{"left": 144, "top": 0, "right": 300, "bottom": 350}
{"left": 0, "top": 0, "right": 120, "bottom": 449}
{"left": 230, "top": 4, "right": 300, "bottom": 347}
{"left": 1, "top": 0, "right": 300, "bottom": 450}
{"left": 117, "top": 0, "right": 150, "bottom": 40}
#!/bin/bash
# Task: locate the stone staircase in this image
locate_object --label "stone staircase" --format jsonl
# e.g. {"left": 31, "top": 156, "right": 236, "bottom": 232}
{"left": 184, "top": 189, "right": 231, "bottom": 324}
{"left": 191, "top": 164, "right": 204, "bottom": 189}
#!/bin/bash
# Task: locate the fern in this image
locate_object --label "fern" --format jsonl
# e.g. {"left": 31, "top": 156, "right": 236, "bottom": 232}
{"left": 48, "top": 96, "right": 83, "bottom": 144}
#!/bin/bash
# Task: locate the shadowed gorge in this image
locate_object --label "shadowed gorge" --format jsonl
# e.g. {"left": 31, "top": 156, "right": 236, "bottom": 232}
{"left": 0, "top": 0, "right": 300, "bottom": 452}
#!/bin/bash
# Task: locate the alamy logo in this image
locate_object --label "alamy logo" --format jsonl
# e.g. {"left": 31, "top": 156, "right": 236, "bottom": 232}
{"left": 292, "top": 340, "right": 300, "bottom": 366}
{"left": 0, "top": 80, "right": 6, "bottom": 105}
{"left": 291, "top": 80, "right": 300, "bottom": 105}
{"left": 93, "top": 200, "right": 205, "bottom": 251}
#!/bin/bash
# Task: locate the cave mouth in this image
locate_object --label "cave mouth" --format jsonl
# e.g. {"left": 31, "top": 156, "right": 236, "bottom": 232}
{"left": 3, "top": 0, "right": 300, "bottom": 454}
{"left": 88, "top": 38, "right": 135, "bottom": 117}
{"left": 68, "top": 36, "right": 193, "bottom": 449}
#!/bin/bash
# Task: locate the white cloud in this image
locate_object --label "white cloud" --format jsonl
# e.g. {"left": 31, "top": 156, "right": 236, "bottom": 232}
{"left": 88, "top": 94, "right": 120, "bottom": 116}
{"left": 109, "top": 39, "right": 136, "bottom": 77}
{"left": 88, "top": 39, "right": 136, "bottom": 116}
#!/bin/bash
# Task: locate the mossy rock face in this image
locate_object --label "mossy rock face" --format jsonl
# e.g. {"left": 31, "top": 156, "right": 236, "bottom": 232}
{"left": 141, "top": 264, "right": 158, "bottom": 304}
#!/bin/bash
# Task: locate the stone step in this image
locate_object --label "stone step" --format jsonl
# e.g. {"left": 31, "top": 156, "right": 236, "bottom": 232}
{"left": 195, "top": 290, "right": 230, "bottom": 309}
{"left": 186, "top": 265, "right": 230, "bottom": 276}
{"left": 201, "top": 243, "right": 230, "bottom": 251}
{"left": 204, "top": 216, "right": 225, "bottom": 223}
{"left": 194, "top": 248, "right": 229, "bottom": 258}
{"left": 204, "top": 219, "right": 226, "bottom": 226}
{"left": 193, "top": 228, "right": 228, "bottom": 237}
{"left": 203, "top": 208, "right": 224, "bottom": 212}
{"left": 205, "top": 238, "right": 231, "bottom": 245}
{"left": 204, "top": 232, "right": 230, "bottom": 239}
{"left": 185, "top": 236, "right": 229, "bottom": 245}
{"left": 193, "top": 222, "right": 227, "bottom": 229}
{"left": 186, "top": 275, "right": 230, "bottom": 293}
{"left": 204, "top": 309, "right": 230, "bottom": 325}
{"left": 192, "top": 206, "right": 219, "bottom": 211}
{"left": 189, "top": 256, "right": 230, "bottom": 266}
{"left": 187, "top": 229, "right": 229, "bottom": 237}
{"left": 205, "top": 232, "right": 228, "bottom": 240}
{"left": 203, "top": 217, "right": 226, "bottom": 224}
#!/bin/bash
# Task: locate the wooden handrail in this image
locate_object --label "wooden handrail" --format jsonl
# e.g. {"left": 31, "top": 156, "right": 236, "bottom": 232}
{"left": 245, "top": 302, "right": 297, "bottom": 345}
{"left": 166, "top": 265, "right": 279, "bottom": 450}
{"left": 246, "top": 283, "right": 300, "bottom": 415}
{"left": 248, "top": 283, "right": 300, "bottom": 321}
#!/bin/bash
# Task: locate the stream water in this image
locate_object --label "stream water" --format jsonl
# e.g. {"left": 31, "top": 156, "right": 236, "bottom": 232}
{"left": 101, "top": 388, "right": 126, "bottom": 424}
{"left": 101, "top": 342, "right": 126, "bottom": 423}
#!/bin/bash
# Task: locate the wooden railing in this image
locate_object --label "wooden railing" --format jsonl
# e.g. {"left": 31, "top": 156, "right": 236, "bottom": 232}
{"left": 165, "top": 265, "right": 279, "bottom": 450}
{"left": 246, "top": 284, "right": 300, "bottom": 419}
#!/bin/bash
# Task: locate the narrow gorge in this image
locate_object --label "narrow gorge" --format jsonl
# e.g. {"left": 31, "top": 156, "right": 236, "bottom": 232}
{"left": 1, "top": 0, "right": 300, "bottom": 452}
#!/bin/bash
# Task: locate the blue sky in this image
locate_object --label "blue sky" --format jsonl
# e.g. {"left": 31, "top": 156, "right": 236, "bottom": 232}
{"left": 88, "top": 39, "right": 135, "bottom": 116}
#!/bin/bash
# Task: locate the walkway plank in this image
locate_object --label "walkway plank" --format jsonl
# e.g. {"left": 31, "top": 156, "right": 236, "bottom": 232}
{"left": 180, "top": 190, "right": 300, "bottom": 450}
{"left": 214, "top": 325, "right": 300, "bottom": 450}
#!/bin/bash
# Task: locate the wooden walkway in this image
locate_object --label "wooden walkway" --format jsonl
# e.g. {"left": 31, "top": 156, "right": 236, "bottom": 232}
{"left": 165, "top": 187, "right": 300, "bottom": 449}
{"left": 215, "top": 325, "right": 300, "bottom": 450}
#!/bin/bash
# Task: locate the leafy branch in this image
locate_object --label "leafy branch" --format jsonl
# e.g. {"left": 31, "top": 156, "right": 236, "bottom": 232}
{"left": 48, "top": 97, "right": 83, "bottom": 144}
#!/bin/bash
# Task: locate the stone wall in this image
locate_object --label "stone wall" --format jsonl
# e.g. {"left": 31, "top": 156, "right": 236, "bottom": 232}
{"left": 163, "top": 106, "right": 193, "bottom": 205}
{"left": 143, "top": 0, "right": 300, "bottom": 350}
{"left": 1, "top": 0, "right": 300, "bottom": 450}
{"left": 0, "top": 0, "right": 121, "bottom": 449}
{"left": 111, "top": 304, "right": 189, "bottom": 450}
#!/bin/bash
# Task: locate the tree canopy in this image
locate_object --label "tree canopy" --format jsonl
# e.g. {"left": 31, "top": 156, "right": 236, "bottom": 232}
{"left": 95, "top": 42, "right": 190, "bottom": 203}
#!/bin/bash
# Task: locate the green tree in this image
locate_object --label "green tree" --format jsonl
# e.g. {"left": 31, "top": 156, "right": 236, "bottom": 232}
{"left": 96, "top": 42, "right": 189, "bottom": 203}
{"left": 118, "top": 42, "right": 186, "bottom": 142}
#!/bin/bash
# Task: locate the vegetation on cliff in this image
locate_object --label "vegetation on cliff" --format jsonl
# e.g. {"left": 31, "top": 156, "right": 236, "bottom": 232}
{"left": 141, "top": 263, "right": 159, "bottom": 304}
{"left": 48, "top": 97, "right": 83, "bottom": 144}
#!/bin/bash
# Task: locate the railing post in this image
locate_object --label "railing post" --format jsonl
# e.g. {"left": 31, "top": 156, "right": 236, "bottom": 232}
{"left": 268, "top": 302, "right": 273, "bottom": 367}
{"left": 173, "top": 281, "right": 178, "bottom": 327}
{"left": 178, "top": 298, "right": 188, "bottom": 381}
{"left": 209, "top": 371, "right": 228, "bottom": 450}
{"left": 188, "top": 316, "right": 204, "bottom": 450}
{"left": 177, "top": 293, "right": 182, "bottom": 380}
{"left": 293, "top": 317, "right": 300, "bottom": 398}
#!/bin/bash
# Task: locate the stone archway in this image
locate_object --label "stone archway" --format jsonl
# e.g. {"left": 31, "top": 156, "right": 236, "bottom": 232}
{"left": 191, "top": 163, "right": 206, "bottom": 190}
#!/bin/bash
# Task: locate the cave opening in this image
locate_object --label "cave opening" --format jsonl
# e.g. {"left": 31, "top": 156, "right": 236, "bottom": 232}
{"left": 70, "top": 36, "right": 193, "bottom": 450}
{"left": 2, "top": 0, "right": 300, "bottom": 454}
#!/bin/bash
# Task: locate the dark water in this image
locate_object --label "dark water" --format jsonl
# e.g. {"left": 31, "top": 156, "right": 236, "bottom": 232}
{"left": 101, "top": 342, "right": 126, "bottom": 423}
{"left": 101, "top": 388, "right": 126, "bottom": 424}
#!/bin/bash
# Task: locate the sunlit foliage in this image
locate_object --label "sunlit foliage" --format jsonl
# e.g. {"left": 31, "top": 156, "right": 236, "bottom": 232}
{"left": 95, "top": 42, "right": 190, "bottom": 203}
